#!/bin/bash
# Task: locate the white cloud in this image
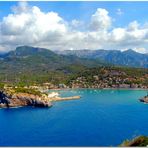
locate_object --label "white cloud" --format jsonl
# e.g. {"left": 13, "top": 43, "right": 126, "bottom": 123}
{"left": 116, "top": 8, "right": 123, "bottom": 15}
{"left": 89, "top": 8, "right": 112, "bottom": 31}
{"left": 110, "top": 28, "right": 126, "bottom": 41}
{"left": 12, "top": 1, "right": 29, "bottom": 14}
{"left": 71, "top": 19, "right": 83, "bottom": 28}
{"left": 0, "top": 2, "right": 67, "bottom": 51}
{"left": 0, "top": 2, "right": 148, "bottom": 53}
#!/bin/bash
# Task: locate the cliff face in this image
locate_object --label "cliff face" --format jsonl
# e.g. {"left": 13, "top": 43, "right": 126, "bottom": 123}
{"left": 0, "top": 91, "right": 10, "bottom": 107}
{"left": 0, "top": 91, "right": 52, "bottom": 108}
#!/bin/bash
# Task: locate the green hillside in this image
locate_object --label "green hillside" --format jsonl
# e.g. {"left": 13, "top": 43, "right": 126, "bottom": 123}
{"left": 0, "top": 46, "right": 147, "bottom": 88}
{"left": 0, "top": 46, "right": 105, "bottom": 85}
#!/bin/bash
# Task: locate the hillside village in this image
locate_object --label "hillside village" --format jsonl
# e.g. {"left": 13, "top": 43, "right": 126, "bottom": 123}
{"left": 68, "top": 67, "right": 148, "bottom": 89}
{"left": 1, "top": 67, "right": 147, "bottom": 91}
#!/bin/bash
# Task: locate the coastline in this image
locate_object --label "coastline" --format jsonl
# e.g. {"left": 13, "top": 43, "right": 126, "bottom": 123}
{"left": 1, "top": 86, "right": 147, "bottom": 109}
{"left": 49, "top": 87, "right": 148, "bottom": 91}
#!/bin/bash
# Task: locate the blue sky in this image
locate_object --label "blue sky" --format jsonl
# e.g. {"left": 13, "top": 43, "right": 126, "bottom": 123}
{"left": 0, "top": 1, "right": 148, "bottom": 53}
{"left": 1, "top": 1, "right": 148, "bottom": 27}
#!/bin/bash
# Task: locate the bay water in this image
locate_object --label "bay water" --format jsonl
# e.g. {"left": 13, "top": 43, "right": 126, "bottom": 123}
{"left": 0, "top": 89, "right": 147, "bottom": 146}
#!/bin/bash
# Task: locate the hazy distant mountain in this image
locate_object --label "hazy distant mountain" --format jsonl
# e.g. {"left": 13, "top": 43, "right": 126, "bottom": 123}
{"left": 57, "top": 49, "right": 148, "bottom": 68}
{"left": 3, "top": 46, "right": 105, "bottom": 69}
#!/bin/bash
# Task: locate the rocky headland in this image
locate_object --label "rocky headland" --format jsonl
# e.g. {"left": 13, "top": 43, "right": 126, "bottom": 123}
{"left": 0, "top": 91, "right": 52, "bottom": 108}
{"left": 0, "top": 89, "right": 80, "bottom": 108}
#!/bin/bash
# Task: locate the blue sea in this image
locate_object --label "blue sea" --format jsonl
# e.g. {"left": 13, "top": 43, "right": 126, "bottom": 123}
{"left": 0, "top": 89, "right": 148, "bottom": 146}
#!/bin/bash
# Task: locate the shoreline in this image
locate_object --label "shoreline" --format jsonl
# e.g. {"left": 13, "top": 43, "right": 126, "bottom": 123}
{"left": 1, "top": 86, "right": 147, "bottom": 109}
{"left": 49, "top": 87, "right": 148, "bottom": 91}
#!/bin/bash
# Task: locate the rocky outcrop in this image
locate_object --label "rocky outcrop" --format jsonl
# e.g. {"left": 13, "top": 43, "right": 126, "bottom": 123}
{"left": 139, "top": 95, "right": 148, "bottom": 103}
{"left": 0, "top": 91, "right": 52, "bottom": 108}
{"left": 120, "top": 136, "right": 148, "bottom": 146}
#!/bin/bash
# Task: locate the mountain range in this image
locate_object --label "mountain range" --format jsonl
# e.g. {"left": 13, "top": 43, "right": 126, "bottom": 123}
{"left": 0, "top": 46, "right": 105, "bottom": 84}
{"left": 57, "top": 49, "right": 148, "bottom": 68}
{"left": 0, "top": 46, "right": 105, "bottom": 70}
{"left": 0, "top": 45, "right": 147, "bottom": 85}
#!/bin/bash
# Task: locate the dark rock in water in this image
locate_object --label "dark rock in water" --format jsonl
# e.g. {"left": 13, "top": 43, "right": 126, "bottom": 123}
{"left": 139, "top": 95, "right": 148, "bottom": 103}
{"left": 0, "top": 91, "right": 52, "bottom": 108}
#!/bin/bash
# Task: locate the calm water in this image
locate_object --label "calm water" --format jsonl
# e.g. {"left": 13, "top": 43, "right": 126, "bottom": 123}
{"left": 0, "top": 89, "right": 148, "bottom": 146}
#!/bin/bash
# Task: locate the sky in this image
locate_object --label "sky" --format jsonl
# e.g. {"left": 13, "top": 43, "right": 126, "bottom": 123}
{"left": 0, "top": 1, "right": 148, "bottom": 53}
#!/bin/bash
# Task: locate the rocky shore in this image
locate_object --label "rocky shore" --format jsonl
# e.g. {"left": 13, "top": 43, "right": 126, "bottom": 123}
{"left": 0, "top": 90, "right": 81, "bottom": 108}
{"left": 120, "top": 136, "right": 148, "bottom": 147}
{"left": 0, "top": 91, "right": 52, "bottom": 108}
